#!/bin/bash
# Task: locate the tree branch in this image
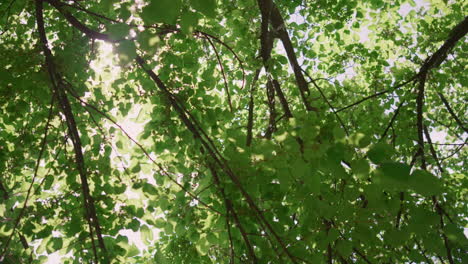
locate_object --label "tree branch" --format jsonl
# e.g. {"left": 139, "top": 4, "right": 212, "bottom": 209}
{"left": 414, "top": 239, "right": 433, "bottom": 264}
{"left": 437, "top": 92, "right": 467, "bottom": 133}
{"left": 265, "top": 78, "right": 277, "bottom": 139}
{"left": 395, "top": 192, "right": 404, "bottom": 228}
{"left": 197, "top": 31, "right": 246, "bottom": 90}
{"left": 416, "top": 75, "right": 427, "bottom": 169}
{"left": 136, "top": 56, "right": 298, "bottom": 263}
{"left": 336, "top": 77, "right": 415, "bottom": 113}
{"left": 303, "top": 69, "right": 349, "bottom": 135}
{"left": 418, "top": 16, "right": 468, "bottom": 75}
{"left": 272, "top": 79, "right": 293, "bottom": 118}
{"left": 432, "top": 197, "right": 454, "bottom": 264}
{"left": 353, "top": 247, "right": 373, "bottom": 264}
{"left": 414, "top": 16, "right": 468, "bottom": 170}
{"left": 206, "top": 37, "right": 233, "bottom": 112}
{"left": 256, "top": 0, "right": 273, "bottom": 63}
{"left": 45, "top": 0, "right": 113, "bottom": 42}
{"left": 423, "top": 125, "right": 444, "bottom": 173}
{"left": 66, "top": 89, "right": 223, "bottom": 216}
{"left": 0, "top": 96, "right": 54, "bottom": 259}
{"left": 209, "top": 163, "right": 257, "bottom": 263}
{"left": 247, "top": 69, "right": 261, "bottom": 147}
{"left": 269, "top": 2, "right": 314, "bottom": 112}
{"left": 380, "top": 100, "right": 405, "bottom": 140}
{"left": 35, "top": 1, "right": 107, "bottom": 260}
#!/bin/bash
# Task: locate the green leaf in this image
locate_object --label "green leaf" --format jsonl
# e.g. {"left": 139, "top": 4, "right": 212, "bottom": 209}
{"left": 100, "top": 0, "right": 116, "bottom": 12}
{"left": 106, "top": 23, "right": 130, "bottom": 41}
{"left": 140, "top": 224, "right": 153, "bottom": 244}
{"left": 137, "top": 31, "right": 161, "bottom": 54}
{"left": 163, "top": 222, "right": 173, "bottom": 234}
{"left": 384, "top": 229, "right": 409, "bottom": 246}
{"left": 333, "top": 126, "right": 346, "bottom": 140}
{"left": 46, "top": 237, "right": 63, "bottom": 253}
{"left": 131, "top": 163, "right": 141, "bottom": 173}
{"left": 305, "top": 171, "right": 321, "bottom": 194}
{"left": 159, "top": 197, "right": 170, "bottom": 210}
{"left": 67, "top": 216, "right": 82, "bottom": 236}
{"left": 336, "top": 240, "right": 353, "bottom": 257}
{"left": 196, "top": 236, "right": 209, "bottom": 255}
{"left": 351, "top": 159, "right": 370, "bottom": 180}
{"left": 291, "top": 159, "right": 308, "bottom": 178}
{"left": 2, "top": 0, "right": 467, "bottom": 262}
{"left": 141, "top": 0, "right": 182, "bottom": 24}
{"left": 379, "top": 162, "right": 411, "bottom": 182}
{"left": 348, "top": 132, "right": 370, "bottom": 148}
{"left": 206, "top": 232, "right": 217, "bottom": 244}
{"left": 154, "top": 249, "right": 168, "bottom": 263}
{"left": 409, "top": 208, "right": 438, "bottom": 234}
{"left": 180, "top": 12, "right": 199, "bottom": 34}
{"left": 192, "top": 0, "right": 217, "bottom": 18}
{"left": 367, "top": 142, "right": 393, "bottom": 164}
{"left": 409, "top": 170, "right": 443, "bottom": 196}
{"left": 277, "top": 55, "right": 288, "bottom": 65}
{"left": 142, "top": 182, "right": 158, "bottom": 195}
{"left": 129, "top": 218, "right": 140, "bottom": 232}
{"left": 118, "top": 4, "right": 132, "bottom": 21}
{"left": 116, "top": 40, "right": 137, "bottom": 65}
{"left": 43, "top": 175, "right": 54, "bottom": 190}
{"left": 37, "top": 256, "right": 48, "bottom": 264}
{"left": 126, "top": 244, "right": 140, "bottom": 257}
{"left": 175, "top": 223, "right": 186, "bottom": 235}
{"left": 443, "top": 223, "right": 466, "bottom": 244}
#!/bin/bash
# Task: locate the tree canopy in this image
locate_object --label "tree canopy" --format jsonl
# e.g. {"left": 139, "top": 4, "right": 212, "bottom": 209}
{"left": 0, "top": 0, "right": 467, "bottom": 263}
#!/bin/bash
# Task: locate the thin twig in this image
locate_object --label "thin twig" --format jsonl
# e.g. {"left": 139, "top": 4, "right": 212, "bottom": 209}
{"left": 432, "top": 197, "right": 454, "bottom": 264}
{"left": 66, "top": 90, "right": 223, "bottom": 216}
{"left": 423, "top": 125, "right": 444, "bottom": 173}
{"left": 414, "top": 239, "right": 433, "bottom": 264}
{"left": 272, "top": 79, "right": 293, "bottom": 118}
{"left": 247, "top": 69, "right": 261, "bottom": 147}
{"left": 209, "top": 163, "right": 257, "bottom": 263}
{"left": 380, "top": 100, "right": 405, "bottom": 140}
{"left": 60, "top": 0, "right": 247, "bottom": 90}
{"left": 197, "top": 31, "right": 246, "bottom": 90}
{"left": 265, "top": 78, "right": 277, "bottom": 139}
{"left": 136, "top": 56, "right": 298, "bottom": 263}
{"left": 206, "top": 37, "right": 233, "bottom": 112}
{"left": 440, "top": 139, "right": 467, "bottom": 161}
{"left": 336, "top": 77, "right": 416, "bottom": 113}
{"left": 395, "top": 192, "right": 404, "bottom": 228}
{"left": 0, "top": 95, "right": 55, "bottom": 259}
{"left": 437, "top": 92, "right": 467, "bottom": 133}
{"left": 35, "top": 0, "right": 106, "bottom": 259}
{"left": 353, "top": 247, "right": 372, "bottom": 264}
{"left": 303, "top": 69, "right": 349, "bottom": 135}
{"left": 416, "top": 75, "right": 427, "bottom": 169}
{"left": 0, "top": 0, "right": 17, "bottom": 35}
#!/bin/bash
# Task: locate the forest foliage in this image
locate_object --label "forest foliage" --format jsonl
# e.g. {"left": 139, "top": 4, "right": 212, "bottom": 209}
{"left": 0, "top": 0, "right": 467, "bottom": 263}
